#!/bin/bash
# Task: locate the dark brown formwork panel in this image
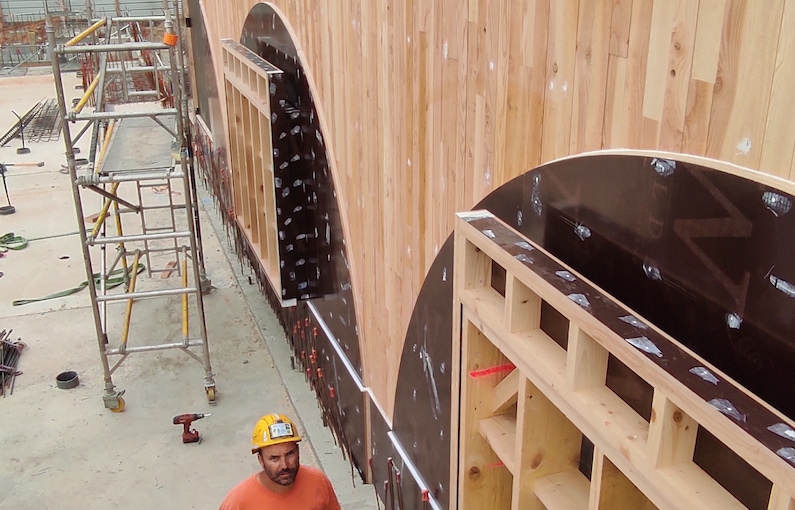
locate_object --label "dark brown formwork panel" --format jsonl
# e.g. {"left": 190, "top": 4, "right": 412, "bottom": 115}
{"left": 396, "top": 153, "right": 795, "bottom": 508}
{"left": 393, "top": 236, "right": 456, "bottom": 509}
{"left": 191, "top": 3, "right": 369, "bottom": 484}
{"left": 238, "top": 5, "right": 362, "bottom": 375}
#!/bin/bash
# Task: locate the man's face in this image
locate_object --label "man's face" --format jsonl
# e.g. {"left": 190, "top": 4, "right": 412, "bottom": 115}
{"left": 257, "top": 442, "right": 300, "bottom": 487}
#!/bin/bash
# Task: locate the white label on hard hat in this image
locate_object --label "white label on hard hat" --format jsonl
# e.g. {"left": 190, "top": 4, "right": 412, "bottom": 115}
{"left": 269, "top": 422, "right": 294, "bottom": 439}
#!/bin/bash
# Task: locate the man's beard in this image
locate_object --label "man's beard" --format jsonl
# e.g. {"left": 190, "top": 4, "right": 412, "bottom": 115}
{"left": 267, "top": 465, "right": 299, "bottom": 486}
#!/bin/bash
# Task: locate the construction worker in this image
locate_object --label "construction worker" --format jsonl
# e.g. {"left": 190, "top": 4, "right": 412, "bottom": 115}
{"left": 219, "top": 413, "right": 341, "bottom": 510}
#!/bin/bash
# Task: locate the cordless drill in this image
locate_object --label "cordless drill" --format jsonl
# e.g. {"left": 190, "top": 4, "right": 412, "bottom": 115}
{"left": 173, "top": 413, "right": 211, "bottom": 443}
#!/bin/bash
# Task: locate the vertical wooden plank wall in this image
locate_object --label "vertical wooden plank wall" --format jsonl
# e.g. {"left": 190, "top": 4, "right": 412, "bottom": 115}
{"left": 198, "top": 0, "right": 795, "bottom": 420}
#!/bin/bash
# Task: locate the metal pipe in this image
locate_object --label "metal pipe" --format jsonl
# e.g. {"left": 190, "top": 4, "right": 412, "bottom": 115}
{"left": 108, "top": 353, "right": 129, "bottom": 375}
{"left": 174, "top": 0, "right": 208, "bottom": 288}
{"left": 104, "top": 247, "right": 125, "bottom": 278}
{"left": 84, "top": 185, "right": 139, "bottom": 212}
{"left": 387, "top": 432, "right": 443, "bottom": 510}
{"left": 89, "top": 182, "right": 120, "bottom": 239}
{"left": 114, "top": 19, "right": 129, "bottom": 102}
{"left": 87, "top": 25, "right": 113, "bottom": 167}
{"left": 74, "top": 74, "right": 100, "bottom": 113}
{"left": 97, "top": 16, "right": 167, "bottom": 23}
{"left": 151, "top": 115, "right": 177, "bottom": 138}
{"left": 94, "top": 119, "right": 116, "bottom": 172}
{"left": 106, "top": 339, "right": 203, "bottom": 355}
{"left": 105, "top": 65, "right": 158, "bottom": 73}
{"left": 308, "top": 302, "right": 366, "bottom": 391}
{"left": 97, "top": 287, "right": 198, "bottom": 302}
{"left": 116, "top": 204, "right": 186, "bottom": 213}
{"left": 113, "top": 202, "right": 129, "bottom": 288}
{"left": 90, "top": 231, "right": 192, "bottom": 245}
{"left": 78, "top": 169, "right": 184, "bottom": 184}
{"left": 88, "top": 118, "right": 121, "bottom": 248}
{"left": 69, "top": 109, "right": 178, "bottom": 122}
{"left": 71, "top": 118, "right": 95, "bottom": 146}
{"left": 165, "top": 0, "right": 214, "bottom": 387}
{"left": 127, "top": 90, "right": 161, "bottom": 97}
{"left": 59, "top": 41, "right": 169, "bottom": 54}
{"left": 46, "top": 15, "right": 117, "bottom": 399}
{"left": 180, "top": 347, "right": 205, "bottom": 365}
{"left": 64, "top": 18, "right": 106, "bottom": 47}
{"left": 120, "top": 250, "right": 141, "bottom": 347}
{"left": 5, "top": 45, "right": 48, "bottom": 73}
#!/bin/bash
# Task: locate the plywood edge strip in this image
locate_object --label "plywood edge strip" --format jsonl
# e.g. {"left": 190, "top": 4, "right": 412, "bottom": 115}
{"left": 256, "top": 7, "right": 369, "bottom": 384}
{"left": 454, "top": 210, "right": 795, "bottom": 502}
{"left": 542, "top": 149, "right": 795, "bottom": 196}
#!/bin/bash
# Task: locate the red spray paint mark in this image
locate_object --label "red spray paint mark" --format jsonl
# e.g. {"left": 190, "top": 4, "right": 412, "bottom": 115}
{"left": 468, "top": 363, "right": 515, "bottom": 378}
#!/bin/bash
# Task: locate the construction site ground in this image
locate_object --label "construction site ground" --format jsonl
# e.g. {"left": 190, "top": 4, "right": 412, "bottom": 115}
{"left": 0, "top": 71, "right": 379, "bottom": 509}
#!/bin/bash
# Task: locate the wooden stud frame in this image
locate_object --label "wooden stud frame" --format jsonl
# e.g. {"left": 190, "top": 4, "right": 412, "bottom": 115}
{"left": 221, "top": 40, "right": 289, "bottom": 304}
{"left": 452, "top": 210, "right": 795, "bottom": 510}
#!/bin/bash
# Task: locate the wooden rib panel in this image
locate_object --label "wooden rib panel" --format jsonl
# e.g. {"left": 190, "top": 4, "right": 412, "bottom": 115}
{"left": 760, "top": 0, "right": 795, "bottom": 178}
{"left": 570, "top": 0, "right": 612, "bottom": 153}
{"left": 708, "top": 0, "right": 786, "bottom": 168}
{"left": 200, "top": 0, "right": 795, "bottom": 423}
{"left": 608, "top": 0, "right": 632, "bottom": 57}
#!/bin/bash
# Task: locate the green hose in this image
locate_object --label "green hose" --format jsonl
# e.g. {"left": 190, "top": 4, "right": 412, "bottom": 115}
{"left": 0, "top": 232, "right": 27, "bottom": 252}
{"left": 12, "top": 264, "right": 146, "bottom": 306}
{"left": 2, "top": 230, "right": 145, "bottom": 306}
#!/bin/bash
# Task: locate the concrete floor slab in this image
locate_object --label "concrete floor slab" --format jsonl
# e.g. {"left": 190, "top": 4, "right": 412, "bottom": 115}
{"left": 0, "top": 72, "right": 378, "bottom": 509}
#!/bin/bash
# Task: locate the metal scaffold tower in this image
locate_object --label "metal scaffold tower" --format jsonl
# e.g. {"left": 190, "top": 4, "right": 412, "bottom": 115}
{"left": 45, "top": 0, "right": 216, "bottom": 411}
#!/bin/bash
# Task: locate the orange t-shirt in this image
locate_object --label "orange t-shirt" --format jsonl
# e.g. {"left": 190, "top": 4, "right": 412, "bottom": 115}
{"left": 219, "top": 465, "right": 341, "bottom": 510}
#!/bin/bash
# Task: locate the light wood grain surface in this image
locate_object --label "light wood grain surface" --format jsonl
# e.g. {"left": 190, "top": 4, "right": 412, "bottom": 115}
{"left": 198, "top": 0, "right": 795, "bottom": 421}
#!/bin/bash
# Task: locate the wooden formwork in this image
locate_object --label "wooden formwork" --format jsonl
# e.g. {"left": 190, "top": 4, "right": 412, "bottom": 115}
{"left": 197, "top": 1, "right": 795, "bottom": 421}
{"left": 220, "top": 40, "right": 283, "bottom": 302}
{"left": 452, "top": 210, "right": 795, "bottom": 510}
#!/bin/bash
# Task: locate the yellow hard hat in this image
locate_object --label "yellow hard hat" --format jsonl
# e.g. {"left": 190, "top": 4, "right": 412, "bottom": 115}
{"left": 251, "top": 413, "right": 302, "bottom": 453}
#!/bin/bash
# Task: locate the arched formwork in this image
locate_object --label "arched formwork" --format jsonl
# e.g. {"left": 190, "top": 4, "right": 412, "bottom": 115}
{"left": 186, "top": 2, "right": 795, "bottom": 508}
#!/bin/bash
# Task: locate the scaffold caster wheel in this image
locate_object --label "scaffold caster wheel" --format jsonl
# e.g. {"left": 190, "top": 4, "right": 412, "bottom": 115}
{"left": 109, "top": 396, "right": 126, "bottom": 413}
{"left": 206, "top": 386, "right": 217, "bottom": 404}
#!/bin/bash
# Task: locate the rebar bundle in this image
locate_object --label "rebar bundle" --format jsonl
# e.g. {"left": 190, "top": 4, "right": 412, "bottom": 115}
{"left": 0, "top": 329, "right": 25, "bottom": 397}
{"left": 0, "top": 100, "right": 43, "bottom": 147}
{"left": 26, "top": 98, "right": 63, "bottom": 143}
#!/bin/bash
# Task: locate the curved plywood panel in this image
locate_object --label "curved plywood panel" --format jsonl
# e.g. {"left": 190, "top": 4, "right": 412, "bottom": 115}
{"left": 235, "top": 3, "right": 362, "bottom": 376}
{"left": 195, "top": 1, "right": 795, "bottom": 424}
{"left": 190, "top": 3, "right": 795, "bottom": 506}
{"left": 452, "top": 209, "right": 795, "bottom": 509}
{"left": 394, "top": 151, "right": 795, "bottom": 508}
{"left": 190, "top": 2, "right": 370, "bottom": 479}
